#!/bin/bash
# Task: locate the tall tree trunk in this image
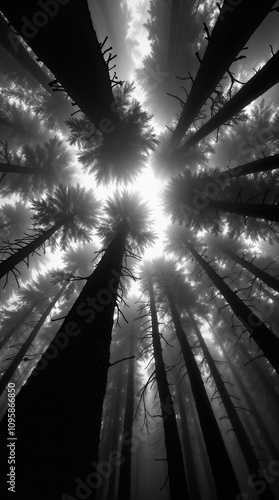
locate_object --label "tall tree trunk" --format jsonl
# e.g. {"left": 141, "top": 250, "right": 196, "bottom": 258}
{"left": 188, "top": 389, "right": 218, "bottom": 500}
{"left": 215, "top": 331, "right": 279, "bottom": 459}
{"left": 183, "top": 50, "right": 279, "bottom": 150}
{"left": 105, "top": 364, "right": 125, "bottom": 500}
{"left": 220, "top": 248, "right": 279, "bottom": 291}
{"left": 173, "top": 374, "right": 202, "bottom": 500}
{"left": 185, "top": 241, "right": 279, "bottom": 374}
{"left": 168, "top": 0, "right": 277, "bottom": 149}
{"left": 148, "top": 276, "right": 189, "bottom": 500}
{"left": 0, "top": 303, "right": 37, "bottom": 351}
{"left": 0, "top": 221, "right": 63, "bottom": 280}
{"left": 206, "top": 199, "right": 279, "bottom": 222}
{"left": 0, "top": 163, "right": 39, "bottom": 175}
{"left": 0, "top": 221, "right": 129, "bottom": 499}
{"left": 166, "top": 291, "right": 240, "bottom": 499}
{"left": 116, "top": 326, "right": 135, "bottom": 500}
{"left": 186, "top": 308, "right": 275, "bottom": 500}
{"left": 0, "top": 0, "right": 122, "bottom": 131}
{"left": 0, "top": 11, "right": 53, "bottom": 94}
{"left": 227, "top": 154, "right": 279, "bottom": 178}
{"left": 0, "top": 281, "right": 68, "bottom": 396}
{"left": 217, "top": 314, "right": 279, "bottom": 407}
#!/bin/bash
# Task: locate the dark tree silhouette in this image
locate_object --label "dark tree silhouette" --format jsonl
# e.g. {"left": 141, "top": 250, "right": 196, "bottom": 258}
{"left": 0, "top": 192, "right": 154, "bottom": 499}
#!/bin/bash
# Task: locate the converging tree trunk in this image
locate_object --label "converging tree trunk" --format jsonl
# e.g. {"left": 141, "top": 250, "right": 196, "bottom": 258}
{"left": 117, "top": 325, "right": 136, "bottom": 500}
{"left": 0, "top": 221, "right": 129, "bottom": 500}
{"left": 215, "top": 329, "right": 279, "bottom": 459}
{"left": 165, "top": 291, "right": 240, "bottom": 500}
{"left": 147, "top": 276, "right": 189, "bottom": 500}
{"left": 200, "top": 198, "right": 279, "bottom": 223}
{"left": 217, "top": 247, "right": 279, "bottom": 292}
{"left": 0, "top": 11, "right": 53, "bottom": 95}
{"left": 168, "top": 0, "right": 277, "bottom": 149}
{"left": 0, "top": 163, "right": 41, "bottom": 175}
{"left": 105, "top": 364, "right": 125, "bottom": 500}
{"left": 0, "top": 0, "right": 122, "bottom": 131}
{"left": 226, "top": 154, "right": 279, "bottom": 178}
{"left": 0, "top": 220, "right": 64, "bottom": 280}
{"left": 185, "top": 241, "right": 279, "bottom": 375}
{"left": 183, "top": 50, "right": 279, "bottom": 150}
{"left": 172, "top": 371, "right": 202, "bottom": 500}
{"left": 186, "top": 308, "right": 274, "bottom": 500}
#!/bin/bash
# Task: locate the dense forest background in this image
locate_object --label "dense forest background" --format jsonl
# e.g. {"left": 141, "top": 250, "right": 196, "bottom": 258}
{"left": 0, "top": 1, "right": 279, "bottom": 499}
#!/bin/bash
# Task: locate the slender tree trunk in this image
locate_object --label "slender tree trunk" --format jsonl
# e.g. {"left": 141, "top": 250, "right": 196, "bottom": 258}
{"left": 105, "top": 365, "right": 125, "bottom": 500}
{"left": 227, "top": 154, "right": 279, "bottom": 178}
{"left": 188, "top": 389, "right": 218, "bottom": 500}
{"left": 186, "top": 308, "right": 275, "bottom": 500}
{"left": 185, "top": 241, "right": 279, "bottom": 374}
{"left": 0, "top": 303, "right": 37, "bottom": 351}
{"left": 148, "top": 277, "right": 189, "bottom": 500}
{"left": 183, "top": 50, "right": 279, "bottom": 150}
{"left": 0, "top": 0, "right": 122, "bottom": 131}
{"left": 208, "top": 199, "right": 279, "bottom": 222}
{"left": 0, "top": 221, "right": 63, "bottom": 280}
{"left": 166, "top": 291, "right": 240, "bottom": 499}
{"left": 238, "top": 343, "right": 279, "bottom": 406}
{"left": 0, "top": 163, "right": 38, "bottom": 174}
{"left": 168, "top": 0, "right": 277, "bottom": 149}
{"left": 216, "top": 315, "right": 279, "bottom": 407}
{"left": 173, "top": 374, "right": 202, "bottom": 500}
{"left": 0, "top": 282, "right": 68, "bottom": 396}
{"left": 116, "top": 326, "right": 135, "bottom": 500}
{"left": 0, "top": 222, "right": 129, "bottom": 499}
{"left": 222, "top": 249, "right": 279, "bottom": 291}
{"left": 216, "top": 332, "right": 279, "bottom": 459}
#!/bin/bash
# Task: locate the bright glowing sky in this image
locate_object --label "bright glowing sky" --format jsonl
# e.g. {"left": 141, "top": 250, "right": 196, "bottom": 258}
{"left": 80, "top": 1, "right": 171, "bottom": 266}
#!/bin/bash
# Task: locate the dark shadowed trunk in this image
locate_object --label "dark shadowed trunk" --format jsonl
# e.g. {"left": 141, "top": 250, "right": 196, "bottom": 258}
{"left": 186, "top": 308, "right": 274, "bottom": 500}
{"left": 116, "top": 326, "right": 135, "bottom": 500}
{"left": 185, "top": 241, "right": 279, "bottom": 375}
{"left": 0, "top": 220, "right": 64, "bottom": 280}
{"left": 218, "top": 314, "right": 279, "bottom": 407}
{"left": 204, "top": 199, "right": 279, "bottom": 223}
{"left": 168, "top": 0, "right": 277, "bottom": 149}
{"left": 166, "top": 291, "right": 240, "bottom": 499}
{"left": 219, "top": 248, "right": 279, "bottom": 292}
{"left": 105, "top": 365, "right": 125, "bottom": 500}
{"left": 183, "top": 50, "right": 279, "bottom": 150}
{"left": 0, "top": 11, "right": 53, "bottom": 95}
{"left": 173, "top": 373, "right": 202, "bottom": 500}
{"left": 0, "top": 163, "right": 40, "bottom": 175}
{"left": 0, "top": 221, "right": 129, "bottom": 499}
{"left": 0, "top": 0, "right": 122, "bottom": 131}
{"left": 225, "top": 154, "right": 279, "bottom": 178}
{"left": 215, "top": 331, "right": 279, "bottom": 460}
{"left": 148, "top": 276, "right": 189, "bottom": 500}
{"left": 188, "top": 389, "right": 218, "bottom": 500}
